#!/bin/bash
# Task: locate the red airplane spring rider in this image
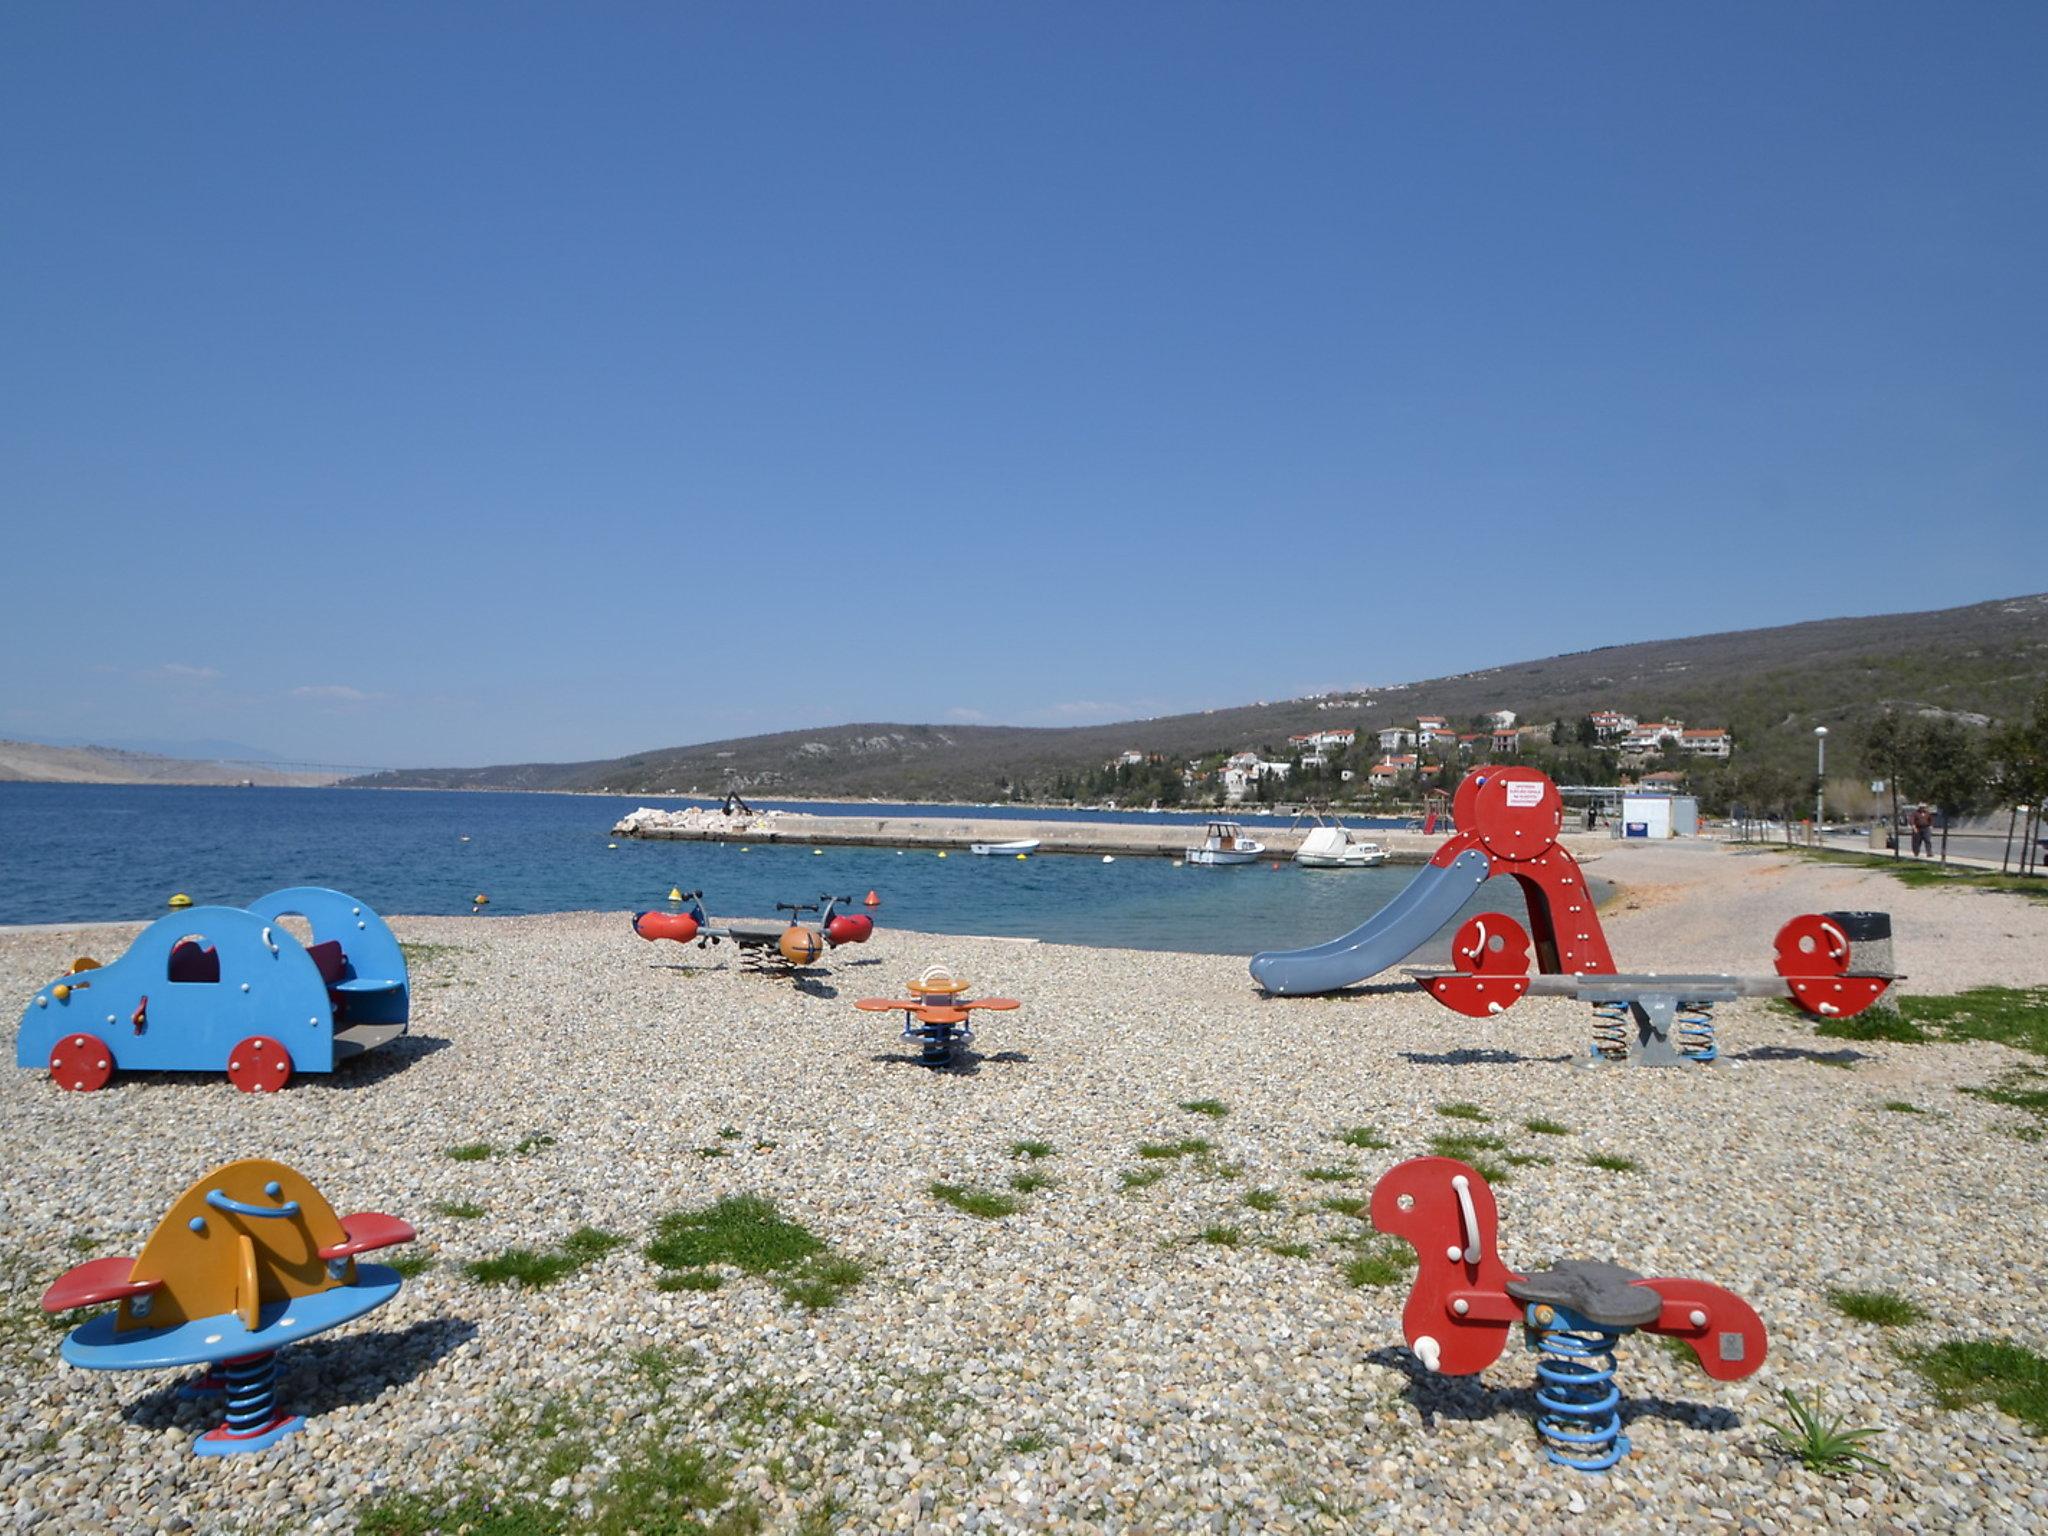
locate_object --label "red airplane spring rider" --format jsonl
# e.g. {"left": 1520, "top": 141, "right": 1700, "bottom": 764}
{"left": 1370, "top": 1156, "right": 1766, "bottom": 1472}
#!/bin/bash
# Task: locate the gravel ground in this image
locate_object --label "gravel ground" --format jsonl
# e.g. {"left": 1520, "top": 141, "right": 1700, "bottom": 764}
{"left": 1, "top": 845, "right": 2044, "bottom": 1534}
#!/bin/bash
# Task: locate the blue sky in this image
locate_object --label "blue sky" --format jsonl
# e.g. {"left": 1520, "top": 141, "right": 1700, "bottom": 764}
{"left": 3, "top": 4, "right": 2042, "bottom": 767}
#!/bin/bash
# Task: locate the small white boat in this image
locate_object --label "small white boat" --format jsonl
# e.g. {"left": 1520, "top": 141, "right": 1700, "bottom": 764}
{"left": 1294, "top": 824, "right": 1389, "bottom": 868}
{"left": 1185, "top": 821, "right": 1265, "bottom": 865}
{"left": 970, "top": 839, "right": 1041, "bottom": 856}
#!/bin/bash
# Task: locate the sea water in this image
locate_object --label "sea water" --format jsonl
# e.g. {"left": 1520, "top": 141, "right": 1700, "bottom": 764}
{"left": 0, "top": 783, "right": 1551, "bottom": 957}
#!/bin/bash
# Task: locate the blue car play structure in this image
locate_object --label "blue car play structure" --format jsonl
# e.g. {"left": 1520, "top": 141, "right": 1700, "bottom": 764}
{"left": 17, "top": 887, "right": 409, "bottom": 1093}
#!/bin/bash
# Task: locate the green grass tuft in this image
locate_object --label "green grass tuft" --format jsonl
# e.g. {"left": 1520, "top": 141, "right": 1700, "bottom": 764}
{"left": 1335, "top": 1125, "right": 1390, "bottom": 1150}
{"left": 1265, "top": 1241, "right": 1314, "bottom": 1259}
{"left": 657, "top": 1268, "right": 723, "bottom": 1293}
{"left": 1137, "top": 1137, "right": 1213, "bottom": 1160}
{"left": 1120, "top": 1166, "right": 1167, "bottom": 1191}
{"left": 1343, "top": 1241, "right": 1417, "bottom": 1288}
{"left": 464, "top": 1229, "right": 623, "bottom": 1289}
{"left": 386, "top": 1253, "right": 435, "bottom": 1279}
{"left": 1882, "top": 1100, "right": 1925, "bottom": 1114}
{"left": 1318, "top": 1196, "right": 1367, "bottom": 1219}
{"left": 776, "top": 1255, "right": 868, "bottom": 1309}
{"left": 1503, "top": 1151, "right": 1554, "bottom": 1167}
{"left": 443, "top": 1142, "right": 495, "bottom": 1162}
{"left": 1906, "top": 1338, "right": 2048, "bottom": 1434}
{"left": 1007, "top": 1431, "right": 1048, "bottom": 1454}
{"left": 1008, "top": 1170, "right": 1057, "bottom": 1194}
{"left": 929, "top": 1182, "right": 1022, "bottom": 1219}
{"left": 1584, "top": 1152, "right": 1640, "bottom": 1173}
{"left": 1241, "top": 1188, "right": 1280, "bottom": 1212}
{"left": 1819, "top": 986, "right": 2048, "bottom": 1056}
{"left": 512, "top": 1134, "right": 557, "bottom": 1156}
{"left": 1435, "top": 1102, "right": 1491, "bottom": 1122}
{"left": 1522, "top": 1117, "right": 1572, "bottom": 1135}
{"left": 1010, "top": 1139, "right": 1055, "bottom": 1160}
{"left": 647, "top": 1196, "right": 825, "bottom": 1275}
{"left": 1179, "top": 1099, "right": 1229, "bottom": 1118}
{"left": 1763, "top": 1387, "right": 1891, "bottom": 1475}
{"left": 1198, "top": 1225, "right": 1243, "bottom": 1247}
{"left": 1828, "top": 1288, "right": 1927, "bottom": 1327}
{"left": 1300, "top": 1165, "right": 1355, "bottom": 1183}
{"left": 431, "top": 1199, "right": 485, "bottom": 1220}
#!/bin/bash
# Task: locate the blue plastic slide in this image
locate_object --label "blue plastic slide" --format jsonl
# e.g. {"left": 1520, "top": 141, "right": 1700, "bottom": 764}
{"left": 1248, "top": 848, "right": 1495, "bottom": 996}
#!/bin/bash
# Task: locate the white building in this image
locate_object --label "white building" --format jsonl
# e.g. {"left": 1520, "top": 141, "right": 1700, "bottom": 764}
{"left": 1378, "top": 727, "right": 1417, "bottom": 752}
{"left": 1678, "top": 728, "right": 1732, "bottom": 758}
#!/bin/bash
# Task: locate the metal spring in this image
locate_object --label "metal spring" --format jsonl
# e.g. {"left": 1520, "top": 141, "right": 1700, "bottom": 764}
{"left": 1677, "top": 1000, "right": 1717, "bottom": 1063}
{"left": 220, "top": 1352, "right": 281, "bottom": 1438}
{"left": 1591, "top": 1000, "right": 1631, "bottom": 1062}
{"left": 1529, "top": 1318, "right": 1629, "bottom": 1472}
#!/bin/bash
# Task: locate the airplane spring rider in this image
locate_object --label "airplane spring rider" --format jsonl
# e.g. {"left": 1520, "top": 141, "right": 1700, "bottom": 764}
{"left": 634, "top": 891, "right": 874, "bottom": 973}
{"left": 41, "top": 1158, "right": 415, "bottom": 1455}
{"left": 1411, "top": 909, "right": 1895, "bottom": 1065}
{"left": 1371, "top": 1157, "right": 1766, "bottom": 1472}
{"left": 17, "top": 887, "right": 409, "bottom": 1092}
{"left": 854, "top": 966, "right": 1019, "bottom": 1067}
{"left": 1251, "top": 767, "right": 1613, "bottom": 996}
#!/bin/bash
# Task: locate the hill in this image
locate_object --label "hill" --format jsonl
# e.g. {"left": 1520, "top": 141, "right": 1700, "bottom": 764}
{"left": 348, "top": 592, "right": 2048, "bottom": 801}
{"left": 0, "top": 741, "right": 340, "bottom": 788}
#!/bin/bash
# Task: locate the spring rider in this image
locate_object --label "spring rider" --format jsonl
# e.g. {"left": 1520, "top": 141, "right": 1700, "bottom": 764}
{"left": 855, "top": 966, "right": 1020, "bottom": 1066}
{"left": 41, "top": 1158, "right": 415, "bottom": 1455}
{"left": 1370, "top": 1157, "right": 1766, "bottom": 1472}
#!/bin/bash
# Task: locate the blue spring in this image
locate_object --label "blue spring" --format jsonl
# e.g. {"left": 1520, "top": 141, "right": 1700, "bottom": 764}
{"left": 220, "top": 1352, "right": 280, "bottom": 1437}
{"left": 1527, "top": 1310, "right": 1629, "bottom": 1472}
{"left": 1677, "top": 1001, "right": 1717, "bottom": 1063}
{"left": 1590, "top": 1000, "right": 1631, "bottom": 1062}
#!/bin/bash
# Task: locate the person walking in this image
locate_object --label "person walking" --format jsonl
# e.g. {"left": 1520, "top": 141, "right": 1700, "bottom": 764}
{"left": 1910, "top": 803, "right": 1934, "bottom": 858}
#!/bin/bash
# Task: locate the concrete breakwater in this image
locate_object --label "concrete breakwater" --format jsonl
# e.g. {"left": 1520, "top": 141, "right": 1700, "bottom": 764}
{"left": 610, "top": 804, "right": 1451, "bottom": 862}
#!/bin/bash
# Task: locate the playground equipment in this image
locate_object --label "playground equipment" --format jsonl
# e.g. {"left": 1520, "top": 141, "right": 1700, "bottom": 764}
{"left": 1370, "top": 1157, "right": 1765, "bottom": 1472}
{"left": 41, "top": 1158, "right": 414, "bottom": 1455}
{"left": 855, "top": 966, "right": 1019, "bottom": 1066}
{"left": 1409, "top": 908, "right": 1896, "bottom": 1065}
{"left": 17, "top": 887, "right": 409, "bottom": 1093}
{"left": 633, "top": 891, "right": 874, "bottom": 973}
{"left": 1249, "top": 768, "right": 1612, "bottom": 996}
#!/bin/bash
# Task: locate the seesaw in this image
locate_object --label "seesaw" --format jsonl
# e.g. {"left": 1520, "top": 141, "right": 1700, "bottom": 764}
{"left": 854, "top": 966, "right": 1019, "bottom": 1066}
{"left": 17, "top": 887, "right": 409, "bottom": 1092}
{"left": 41, "top": 1159, "right": 414, "bottom": 1455}
{"left": 634, "top": 890, "right": 874, "bottom": 972}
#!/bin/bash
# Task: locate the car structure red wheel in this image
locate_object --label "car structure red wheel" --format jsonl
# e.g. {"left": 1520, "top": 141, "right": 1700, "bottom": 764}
{"left": 49, "top": 1033, "right": 114, "bottom": 1092}
{"left": 226, "top": 1035, "right": 293, "bottom": 1093}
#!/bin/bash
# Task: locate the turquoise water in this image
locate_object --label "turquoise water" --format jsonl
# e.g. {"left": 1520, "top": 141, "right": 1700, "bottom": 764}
{"left": 0, "top": 783, "right": 1540, "bottom": 957}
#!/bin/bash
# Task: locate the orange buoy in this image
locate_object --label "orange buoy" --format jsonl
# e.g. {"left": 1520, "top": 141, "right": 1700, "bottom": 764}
{"left": 864, "top": 890, "right": 880, "bottom": 907}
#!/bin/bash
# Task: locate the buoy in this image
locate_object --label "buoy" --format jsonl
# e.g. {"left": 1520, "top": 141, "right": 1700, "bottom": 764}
{"left": 668, "top": 887, "right": 684, "bottom": 902}
{"left": 740, "top": 847, "right": 750, "bottom": 853}
{"left": 1271, "top": 861, "right": 1282, "bottom": 870}
{"left": 459, "top": 835, "right": 471, "bottom": 843}
{"left": 937, "top": 851, "right": 948, "bottom": 859}
{"left": 168, "top": 893, "right": 192, "bottom": 909}
{"left": 813, "top": 849, "right": 823, "bottom": 856}
{"left": 608, "top": 842, "right": 619, "bottom": 849}
{"left": 1016, "top": 852, "right": 1028, "bottom": 860}
{"left": 864, "top": 890, "right": 880, "bottom": 907}
{"left": 473, "top": 893, "right": 489, "bottom": 906}
{"left": 1102, "top": 856, "right": 1115, "bottom": 864}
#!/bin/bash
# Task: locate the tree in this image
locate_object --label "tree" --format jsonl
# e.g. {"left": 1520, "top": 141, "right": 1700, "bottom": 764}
{"left": 1859, "top": 709, "right": 1911, "bottom": 860}
{"left": 1912, "top": 718, "right": 1991, "bottom": 866}
{"left": 1989, "top": 689, "right": 2048, "bottom": 874}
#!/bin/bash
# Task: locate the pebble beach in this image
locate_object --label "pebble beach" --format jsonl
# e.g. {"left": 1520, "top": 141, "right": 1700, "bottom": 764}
{"left": 2, "top": 842, "right": 2045, "bottom": 1534}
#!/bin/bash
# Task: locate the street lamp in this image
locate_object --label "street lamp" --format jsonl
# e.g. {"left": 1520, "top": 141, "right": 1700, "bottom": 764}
{"left": 1814, "top": 726, "right": 1828, "bottom": 842}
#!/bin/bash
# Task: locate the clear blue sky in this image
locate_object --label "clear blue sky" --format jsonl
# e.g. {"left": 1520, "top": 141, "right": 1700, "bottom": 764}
{"left": 3, "top": 4, "right": 2041, "bottom": 767}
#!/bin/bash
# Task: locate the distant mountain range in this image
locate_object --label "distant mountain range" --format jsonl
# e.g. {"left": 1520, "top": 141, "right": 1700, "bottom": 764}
{"left": 348, "top": 592, "right": 2048, "bottom": 801}
{"left": 0, "top": 740, "right": 341, "bottom": 788}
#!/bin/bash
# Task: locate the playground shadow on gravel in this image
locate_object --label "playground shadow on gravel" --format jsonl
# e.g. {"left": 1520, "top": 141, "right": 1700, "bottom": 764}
{"left": 1732, "top": 1044, "right": 1871, "bottom": 1067}
{"left": 329, "top": 1034, "right": 453, "bottom": 1088}
{"left": 1259, "top": 981, "right": 1415, "bottom": 1003}
{"left": 1399, "top": 1047, "right": 1578, "bottom": 1067}
{"left": 868, "top": 1048, "right": 1032, "bottom": 1076}
{"left": 120, "top": 1317, "right": 478, "bottom": 1431}
{"left": 1366, "top": 1345, "right": 1741, "bottom": 1434}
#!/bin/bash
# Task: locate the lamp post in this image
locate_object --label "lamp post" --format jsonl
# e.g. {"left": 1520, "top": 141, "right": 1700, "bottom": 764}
{"left": 1813, "top": 726, "right": 1828, "bottom": 844}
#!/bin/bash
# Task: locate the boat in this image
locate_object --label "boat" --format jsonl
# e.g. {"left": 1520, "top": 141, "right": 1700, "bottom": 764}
{"left": 969, "top": 839, "right": 1042, "bottom": 856}
{"left": 1185, "top": 821, "right": 1265, "bottom": 865}
{"left": 1294, "top": 823, "right": 1389, "bottom": 868}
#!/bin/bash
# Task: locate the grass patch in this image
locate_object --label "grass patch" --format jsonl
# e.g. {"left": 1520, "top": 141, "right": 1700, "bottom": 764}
{"left": 1336, "top": 1125, "right": 1390, "bottom": 1150}
{"left": 929, "top": 1182, "right": 1022, "bottom": 1219}
{"left": 1007, "top": 1431, "right": 1048, "bottom": 1454}
{"left": 1241, "top": 1188, "right": 1281, "bottom": 1212}
{"left": 1820, "top": 986, "right": 2048, "bottom": 1056}
{"left": 1504, "top": 1151, "right": 1554, "bottom": 1167}
{"left": 1522, "top": 1117, "right": 1572, "bottom": 1135}
{"left": 387, "top": 1253, "right": 436, "bottom": 1280}
{"left": 656, "top": 1269, "right": 723, "bottom": 1293}
{"left": 1584, "top": 1152, "right": 1640, "bottom": 1173}
{"left": 513, "top": 1134, "right": 558, "bottom": 1156}
{"left": 397, "top": 941, "right": 469, "bottom": 966}
{"left": 65, "top": 1234, "right": 97, "bottom": 1254}
{"left": 432, "top": 1199, "right": 485, "bottom": 1220}
{"left": 444, "top": 1142, "right": 495, "bottom": 1162}
{"left": 648, "top": 1196, "right": 824, "bottom": 1274}
{"left": 696, "top": 1146, "right": 727, "bottom": 1159}
{"left": 465, "top": 1228, "right": 623, "bottom": 1288}
{"left": 1882, "top": 1100, "right": 1925, "bottom": 1114}
{"left": 1763, "top": 1387, "right": 1891, "bottom": 1476}
{"left": 1301, "top": 1165, "right": 1355, "bottom": 1183}
{"left": 1008, "top": 1170, "right": 1057, "bottom": 1194}
{"left": 1137, "top": 1137, "right": 1212, "bottom": 1160}
{"left": 1010, "top": 1139, "right": 1055, "bottom": 1160}
{"left": 1828, "top": 1288, "right": 1927, "bottom": 1327}
{"left": 775, "top": 1255, "right": 868, "bottom": 1310}
{"left": 1265, "top": 1241, "right": 1314, "bottom": 1259}
{"left": 1343, "top": 1241, "right": 1417, "bottom": 1289}
{"left": 1786, "top": 847, "right": 2048, "bottom": 905}
{"left": 716, "top": 1126, "right": 741, "bottom": 1140}
{"left": 1119, "top": 1166, "right": 1166, "bottom": 1191}
{"left": 1426, "top": 1132, "right": 1512, "bottom": 1183}
{"left": 1179, "top": 1099, "right": 1229, "bottom": 1118}
{"left": 1318, "top": 1196, "right": 1367, "bottom": 1219}
{"left": 1907, "top": 1338, "right": 2048, "bottom": 1433}
{"left": 1815, "top": 1012, "right": 1928, "bottom": 1045}
{"left": 1435, "top": 1102, "right": 1491, "bottom": 1122}
{"left": 1198, "top": 1225, "right": 1243, "bottom": 1247}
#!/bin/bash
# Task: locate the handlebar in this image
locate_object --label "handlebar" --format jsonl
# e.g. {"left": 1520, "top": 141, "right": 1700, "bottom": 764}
{"left": 206, "top": 1186, "right": 302, "bottom": 1219}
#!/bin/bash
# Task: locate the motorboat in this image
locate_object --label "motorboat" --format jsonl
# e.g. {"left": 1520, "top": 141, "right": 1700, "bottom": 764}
{"left": 969, "top": 839, "right": 1042, "bottom": 856}
{"left": 1185, "top": 821, "right": 1265, "bottom": 865}
{"left": 1294, "top": 824, "right": 1389, "bottom": 868}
